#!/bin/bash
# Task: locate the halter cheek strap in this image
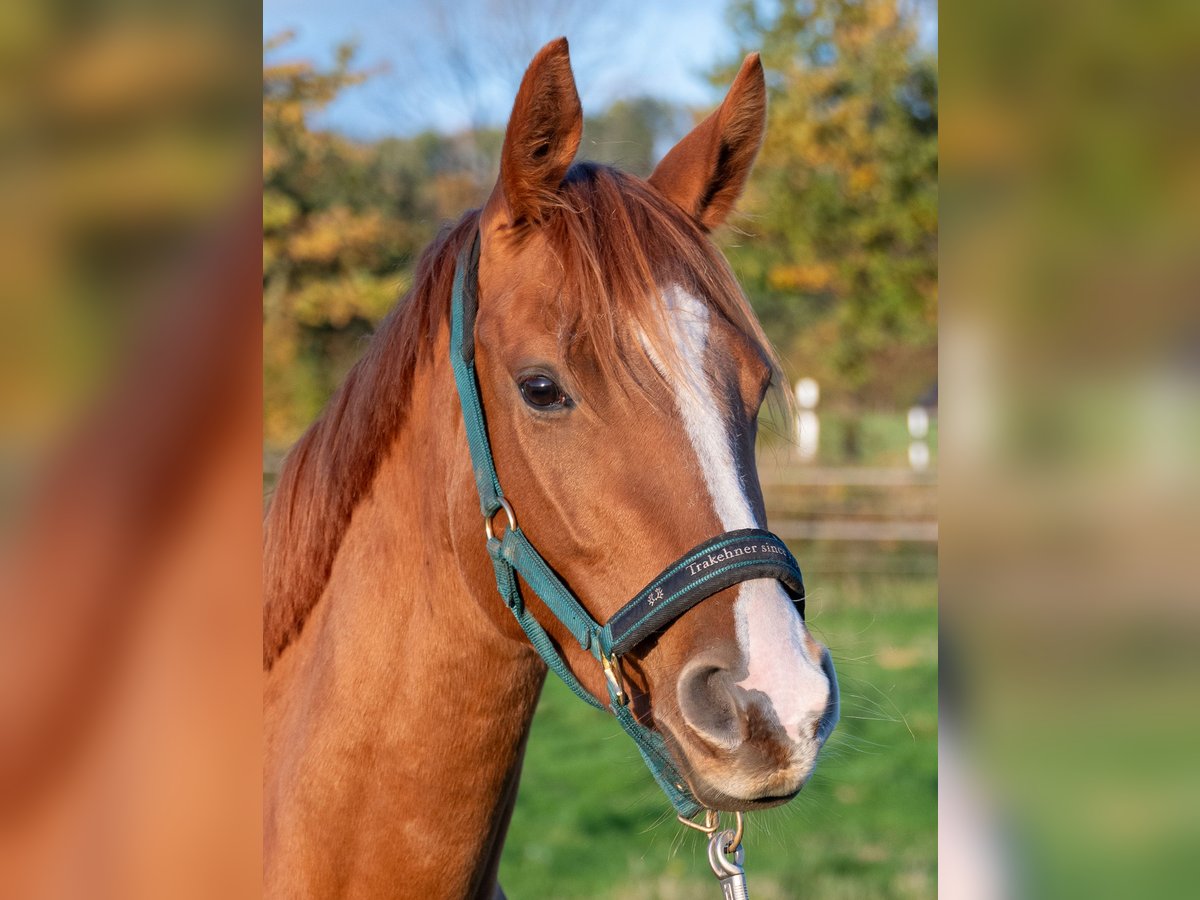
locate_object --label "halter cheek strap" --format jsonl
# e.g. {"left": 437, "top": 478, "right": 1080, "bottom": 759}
{"left": 450, "top": 229, "right": 807, "bottom": 818}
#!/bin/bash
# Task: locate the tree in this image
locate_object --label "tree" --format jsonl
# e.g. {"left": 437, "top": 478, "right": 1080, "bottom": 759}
{"left": 263, "top": 35, "right": 497, "bottom": 445}
{"left": 718, "top": 0, "right": 938, "bottom": 409}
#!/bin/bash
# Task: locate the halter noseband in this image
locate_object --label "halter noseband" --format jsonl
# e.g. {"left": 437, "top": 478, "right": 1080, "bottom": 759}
{"left": 449, "top": 230, "right": 806, "bottom": 818}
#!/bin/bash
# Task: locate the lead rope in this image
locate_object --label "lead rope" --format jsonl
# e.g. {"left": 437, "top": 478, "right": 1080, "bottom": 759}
{"left": 680, "top": 810, "right": 751, "bottom": 898}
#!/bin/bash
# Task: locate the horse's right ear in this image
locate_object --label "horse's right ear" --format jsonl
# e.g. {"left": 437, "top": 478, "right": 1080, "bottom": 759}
{"left": 482, "top": 37, "right": 582, "bottom": 235}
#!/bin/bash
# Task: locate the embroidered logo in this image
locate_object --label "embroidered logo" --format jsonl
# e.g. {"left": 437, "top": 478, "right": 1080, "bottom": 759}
{"left": 645, "top": 587, "right": 664, "bottom": 606}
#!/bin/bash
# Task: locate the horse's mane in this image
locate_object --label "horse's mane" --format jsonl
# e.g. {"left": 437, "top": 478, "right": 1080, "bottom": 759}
{"left": 263, "top": 163, "right": 780, "bottom": 668}
{"left": 262, "top": 213, "right": 479, "bottom": 667}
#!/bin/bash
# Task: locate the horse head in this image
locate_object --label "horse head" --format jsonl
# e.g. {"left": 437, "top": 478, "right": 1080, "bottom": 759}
{"left": 463, "top": 38, "right": 839, "bottom": 812}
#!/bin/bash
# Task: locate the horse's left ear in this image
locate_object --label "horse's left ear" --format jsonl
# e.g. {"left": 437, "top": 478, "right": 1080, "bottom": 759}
{"left": 482, "top": 37, "right": 582, "bottom": 234}
{"left": 649, "top": 53, "right": 767, "bottom": 232}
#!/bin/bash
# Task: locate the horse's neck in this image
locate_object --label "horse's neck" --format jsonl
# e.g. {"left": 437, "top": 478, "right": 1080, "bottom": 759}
{"left": 264, "top": 354, "right": 546, "bottom": 899}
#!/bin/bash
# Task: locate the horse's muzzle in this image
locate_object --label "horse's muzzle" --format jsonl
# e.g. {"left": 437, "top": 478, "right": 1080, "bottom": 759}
{"left": 667, "top": 645, "right": 840, "bottom": 811}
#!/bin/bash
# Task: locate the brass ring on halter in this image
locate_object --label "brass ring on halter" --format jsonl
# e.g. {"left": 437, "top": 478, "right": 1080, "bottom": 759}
{"left": 725, "top": 810, "right": 745, "bottom": 853}
{"left": 602, "top": 652, "right": 629, "bottom": 707}
{"left": 677, "top": 808, "right": 720, "bottom": 835}
{"left": 484, "top": 498, "right": 517, "bottom": 541}
{"left": 677, "top": 810, "right": 744, "bottom": 851}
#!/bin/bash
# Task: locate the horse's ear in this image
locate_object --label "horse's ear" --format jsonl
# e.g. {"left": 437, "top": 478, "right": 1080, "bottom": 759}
{"left": 649, "top": 53, "right": 767, "bottom": 232}
{"left": 482, "top": 37, "right": 582, "bottom": 234}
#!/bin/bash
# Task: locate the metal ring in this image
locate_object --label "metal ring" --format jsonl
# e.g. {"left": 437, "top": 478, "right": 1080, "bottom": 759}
{"left": 678, "top": 809, "right": 744, "bottom": 851}
{"left": 677, "top": 808, "right": 720, "bottom": 835}
{"left": 726, "top": 811, "right": 745, "bottom": 853}
{"left": 484, "top": 498, "right": 517, "bottom": 540}
{"left": 602, "top": 653, "right": 629, "bottom": 707}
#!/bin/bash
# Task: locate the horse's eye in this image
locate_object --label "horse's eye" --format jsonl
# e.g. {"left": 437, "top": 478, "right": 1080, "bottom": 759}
{"left": 519, "top": 374, "right": 567, "bottom": 410}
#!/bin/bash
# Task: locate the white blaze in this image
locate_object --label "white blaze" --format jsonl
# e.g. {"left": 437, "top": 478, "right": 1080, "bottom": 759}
{"left": 652, "top": 285, "right": 830, "bottom": 744}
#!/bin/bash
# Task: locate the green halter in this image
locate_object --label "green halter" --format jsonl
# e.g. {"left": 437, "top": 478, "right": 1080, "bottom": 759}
{"left": 449, "top": 229, "right": 806, "bottom": 818}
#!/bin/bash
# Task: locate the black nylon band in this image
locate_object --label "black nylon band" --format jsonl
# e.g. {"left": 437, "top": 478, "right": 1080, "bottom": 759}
{"left": 602, "top": 528, "right": 805, "bottom": 657}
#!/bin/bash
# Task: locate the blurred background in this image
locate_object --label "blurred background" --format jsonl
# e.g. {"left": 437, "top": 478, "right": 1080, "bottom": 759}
{"left": 263, "top": 0, "right": 937, "bottom": 896}
{"left": 940, "top": 1, "right": 1200, "bottom": 897}
{"left": 0, "top": 3, "right": 261, "bottom": 898}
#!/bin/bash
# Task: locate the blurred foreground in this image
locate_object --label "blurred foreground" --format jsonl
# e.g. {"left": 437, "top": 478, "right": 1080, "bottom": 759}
{"left": 941, "top": 0, "right": 1200, "bottom": 896}
{"left": 0, "top": 3, "right": 262, "bottom": 898}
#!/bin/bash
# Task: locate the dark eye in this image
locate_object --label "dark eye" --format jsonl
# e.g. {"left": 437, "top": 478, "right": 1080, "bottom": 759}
{"left": 519, "top": 374, "right": 568, "bottom": 410}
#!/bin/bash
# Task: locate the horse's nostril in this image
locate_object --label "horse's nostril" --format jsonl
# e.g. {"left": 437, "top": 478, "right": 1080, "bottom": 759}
{"left": 677, "top": 662, "right": 743, "bottom": 750}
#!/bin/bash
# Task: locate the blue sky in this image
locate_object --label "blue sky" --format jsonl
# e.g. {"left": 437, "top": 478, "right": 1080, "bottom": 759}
{"left": 264, "top": 0, "right": 936, "bottom": 139}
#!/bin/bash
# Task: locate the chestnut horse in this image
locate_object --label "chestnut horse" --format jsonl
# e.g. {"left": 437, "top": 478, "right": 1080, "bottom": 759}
{"left": 264, "top": 39, "right": 838, "bottom": 898}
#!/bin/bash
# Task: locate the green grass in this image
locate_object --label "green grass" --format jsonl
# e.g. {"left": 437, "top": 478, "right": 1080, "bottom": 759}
{"left": 499, "top": 574, "right": 937, "bottom": 898}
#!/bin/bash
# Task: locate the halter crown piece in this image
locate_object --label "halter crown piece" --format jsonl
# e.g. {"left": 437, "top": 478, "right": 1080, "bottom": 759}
{"left": 449, "top": 230, "right": 807, "bottom": 819}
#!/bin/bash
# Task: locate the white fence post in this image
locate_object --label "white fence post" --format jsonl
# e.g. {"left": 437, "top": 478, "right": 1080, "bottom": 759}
{"left": 907, "top": 405, "right": 931, "bottom": 471}
{"left": 795, "top": 378, "right": 820, "bottom": 461}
